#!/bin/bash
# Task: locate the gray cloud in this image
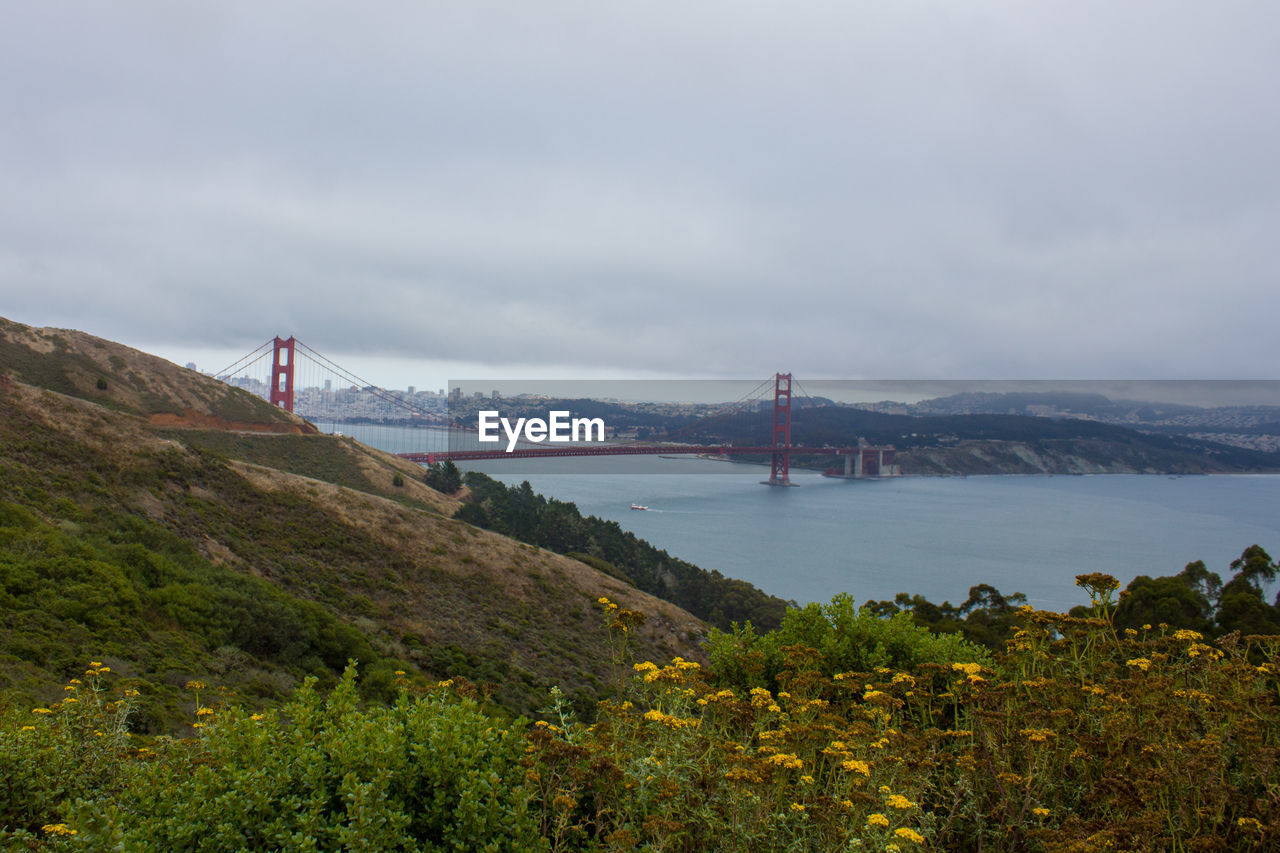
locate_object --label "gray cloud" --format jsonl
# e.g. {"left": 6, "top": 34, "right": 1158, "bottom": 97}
{"left": 3, "top": 1, "right": 1279, "bottom": 385}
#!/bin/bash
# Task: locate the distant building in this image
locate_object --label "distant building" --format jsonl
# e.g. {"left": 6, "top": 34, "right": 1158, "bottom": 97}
{"left": 407, "top": 386, "right": 415, "bottom": 396}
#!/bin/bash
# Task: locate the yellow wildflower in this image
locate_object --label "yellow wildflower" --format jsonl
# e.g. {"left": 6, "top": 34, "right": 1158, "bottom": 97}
{"left": 1172, "top": 629, "right": 1203, "bottom": 641}
{"left": 867, "top": 813, "right": 891, "bottom": 828}
{"left": 1126, "top": 658, "right": 1152, "bottom": 672}
{"left": 42, "top": 824, "right": 77, "bottom": 837}
{"left": 1021, "top": 728, "right": 1056, "bottom": 743}
{"left": 767, "top": 753, "right": 804, "bottom": 770}
{"left": 790, "top": 803, "right": 805, "bottom": 812}
{"left": 642, "top": 709, "right": 698, "bottom": 729}
{"left": 196, "top": 707, "right": 215, "bottom": 717}
{"left": 894, "top": 827, "right": 925, "bottom": 844}
{"left": 842, "top": 759, "right": 871, "bottom": 776}
{"left": 1033, "top": 807, "right": 1050, "bottom": 818}
{"left": 886, "top": 794, "right": 916, "bottom": 810}
{"left": 31, "top": 707, "right": 52, "bottom": 715}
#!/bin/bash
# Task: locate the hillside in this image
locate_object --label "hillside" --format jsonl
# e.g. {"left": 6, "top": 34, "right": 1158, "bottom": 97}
{"left": 0, "top": 317, "right": 307, "bottom": 430}
{"left": 688, "top": 404, "right": 1280, "bottom": 474}
{"left": 0, "top": 319, "right": 705, "bottom": 727}
{"left": 896, "top": 437, "right": 1249, "bottom": 476}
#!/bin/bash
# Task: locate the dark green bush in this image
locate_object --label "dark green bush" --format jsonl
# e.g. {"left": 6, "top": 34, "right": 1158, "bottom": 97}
{"left": 71, "top": 665, "right": 545, "bottom": 851}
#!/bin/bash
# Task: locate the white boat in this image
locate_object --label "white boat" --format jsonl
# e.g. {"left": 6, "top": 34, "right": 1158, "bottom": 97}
{"left": 629, "top": 503, "right": 648, "bottom": 510}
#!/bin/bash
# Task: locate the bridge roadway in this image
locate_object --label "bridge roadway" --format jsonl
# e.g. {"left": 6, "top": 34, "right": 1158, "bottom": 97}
{"left": 399, "top": 445, "right": 853, "bottom": 464}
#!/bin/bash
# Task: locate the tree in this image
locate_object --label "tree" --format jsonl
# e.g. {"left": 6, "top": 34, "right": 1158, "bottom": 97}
{"left": 1115, "top": 573, "right": 1215, "bottom": 634}
{"left": 424, "top": 460, "right": 463, "bottom": 495}
{"left": 1217, "top": 545, "right": 1280, "bottom": 635}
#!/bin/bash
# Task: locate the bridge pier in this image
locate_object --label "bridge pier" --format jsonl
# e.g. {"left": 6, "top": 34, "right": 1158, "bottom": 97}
{"left": 269, "top": 336, "right": 296, "bottom": 412}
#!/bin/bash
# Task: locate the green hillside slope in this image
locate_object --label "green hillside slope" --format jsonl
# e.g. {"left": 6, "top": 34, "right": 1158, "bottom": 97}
{"left": 0, "top": 320, "right": 704, "bottom": 727}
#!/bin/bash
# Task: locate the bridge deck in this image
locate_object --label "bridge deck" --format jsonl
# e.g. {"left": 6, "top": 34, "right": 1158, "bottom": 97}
{"left": 399, "top": 445, "right": 854, "bottom": 463}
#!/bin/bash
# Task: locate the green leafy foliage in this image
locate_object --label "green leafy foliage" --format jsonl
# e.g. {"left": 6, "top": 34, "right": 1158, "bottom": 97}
{"left": 705, "top": 592, "right": 993, "bottom": 693}
{"left": 860, "top": 583, "right": 1029, "bottom": 650}
{"left": 0, "top": 502, "right": 386, "bottom": 730}
{"left": 0, "top": 664, "right": 130, "bottom": 840}
{"left": 69, "top": 665, "right": 544, "bottom": 852}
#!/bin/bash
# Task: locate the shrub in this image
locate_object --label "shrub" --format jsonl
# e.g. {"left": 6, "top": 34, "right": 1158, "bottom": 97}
{"left": 71, "top": 664, "right": 545, "bottom": 851}
{"left": 0, "top": 663, "right": 132, "bottom": 842}
{"left": 705, "top": 592, "right": 992, "bottom": 693}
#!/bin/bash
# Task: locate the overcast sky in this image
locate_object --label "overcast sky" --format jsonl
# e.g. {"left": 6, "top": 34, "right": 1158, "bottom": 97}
{"left": 3, "top": 2, "right": 1278, "bottom": 390}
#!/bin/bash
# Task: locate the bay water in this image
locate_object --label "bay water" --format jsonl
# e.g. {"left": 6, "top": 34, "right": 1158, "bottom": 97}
{"left": 340, "top": 424, "right": 1280, "bottom": 613}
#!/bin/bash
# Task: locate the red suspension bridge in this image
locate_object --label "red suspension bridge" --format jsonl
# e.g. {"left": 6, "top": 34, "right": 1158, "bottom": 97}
{"left": 217, "top": 336, "right": 898, "bottom": 486}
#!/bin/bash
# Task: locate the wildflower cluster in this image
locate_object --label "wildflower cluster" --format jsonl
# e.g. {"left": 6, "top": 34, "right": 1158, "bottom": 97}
{"left": 526, "top": 583, "right": 1280, "bottom": 851}
{"left": 0, "top": 660, "right": 135, "bottom": 842}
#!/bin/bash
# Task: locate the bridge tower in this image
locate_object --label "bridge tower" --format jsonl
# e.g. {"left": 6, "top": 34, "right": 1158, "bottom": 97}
{"left": 269, "top": 336, "right": 296, "bottom": 412}
{"left": 764, "top": 372, "right": 795, "bottom": 486}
